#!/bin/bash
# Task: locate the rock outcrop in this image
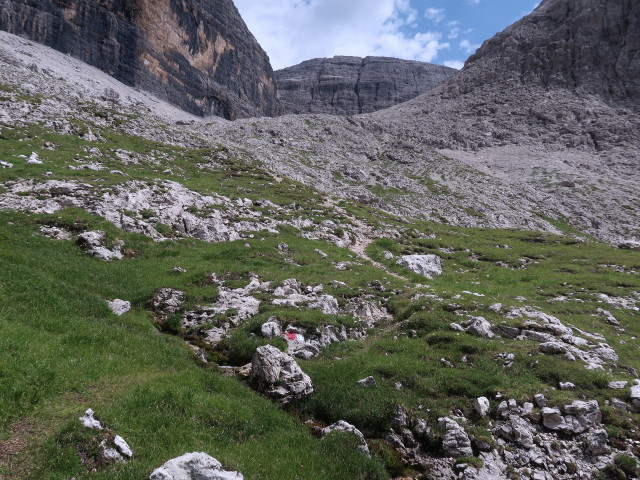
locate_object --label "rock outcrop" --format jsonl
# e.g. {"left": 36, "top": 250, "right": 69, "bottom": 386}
{"left": 373, "top": 0, "right": 640, "bottom": 150}
{"left": 275, "top": 56, "right": 455, "bottom": 115}
{"left": 0, "top": 0, "right": 283, "bottom": 119}
{"left": 396, "top": 255, "right": 443, "bottom": 279}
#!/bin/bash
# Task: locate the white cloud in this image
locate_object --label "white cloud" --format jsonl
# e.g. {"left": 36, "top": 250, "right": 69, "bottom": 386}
{"left": 460, "top": 39, "right": 481, "bottom": 54}
{"left": 425, "top": 7, "right": 445, "bottom": 24}
{"left": 234, "top": 0, "right": 450, "bottom": 69}
{"left": 444, "top": 60, "right": 465, "bottom": 70}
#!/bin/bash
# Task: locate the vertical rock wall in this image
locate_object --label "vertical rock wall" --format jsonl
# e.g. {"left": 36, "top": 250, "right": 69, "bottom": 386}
{"left": 0, "top": 0, "right": 284, "bottom": 119}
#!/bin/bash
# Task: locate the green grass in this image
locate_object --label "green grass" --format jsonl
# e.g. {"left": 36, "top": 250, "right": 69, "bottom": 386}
{"left": 0, "top": 210, "right": 388, "bottom": 479}
{"left": 1, "top": 114, "right": 639, "bottom": 479}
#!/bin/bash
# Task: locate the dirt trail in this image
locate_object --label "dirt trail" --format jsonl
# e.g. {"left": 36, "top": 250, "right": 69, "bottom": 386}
{"left": 323, "top": 198, "right": 408, "bottom": 281}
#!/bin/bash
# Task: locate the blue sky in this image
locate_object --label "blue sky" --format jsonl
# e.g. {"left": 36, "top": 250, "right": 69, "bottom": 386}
{"left": 234, "top": 0, "right": 540, "bottom": 70}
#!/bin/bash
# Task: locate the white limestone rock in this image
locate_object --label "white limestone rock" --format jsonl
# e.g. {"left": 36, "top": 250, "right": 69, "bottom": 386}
{"left": 113, "top": 435, "right": 133, "bottom": 458}
{"left": 261, "top": 319, "right": 282, "bottom": 338}
{"left": 40, "top": 225, "right": 72, "bottom": 240}
{"left": 249, "top": 345, "right": 313, "bottom": 404}
{"left": 630, "top": 383, "right": 640, "bottom": 400}
{"left": 438, "top": 417, "right": 473, "bottom": 457}
{"left": 79, "top": 408, "right": 103, "bottom": 429}
{"left": 149, "top": 452, "right": 243, "bottom": 480}
{"left": 559, "top": 382, "right": 576, "bottom": 390}
{"left": 151, "top": 288, "right": 186, "bottom": 316}
{"left": 321, "top": 420, "right": 370, "bottom": 455}
{"left": 107, "top": 299, "right": 131, "bottom": 316}
{"left": 474, "top": 397, "right": 491, "bottom": 418}
{"left": 27, "top": 152, "right": 43, "bottom": 164}
{"left": 608, "top": 381, "right": 628, "bottom": 389}
{"left": 464, "top": 316, "right": 494, "bottom": 338}
{"left": 585, "top": 428, "right": 609, "bottom": 456}
{"left": 358, "top": 376, "right": 377, "bottom": 388}
{"left": 76, "top": 230, "right": 123, "bottom": 261}
{"left": 396, "top": 254, "right": 443, "bottom": 279}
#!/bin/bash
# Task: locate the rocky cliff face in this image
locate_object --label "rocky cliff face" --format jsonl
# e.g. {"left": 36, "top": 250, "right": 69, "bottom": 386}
{"left": 372, "top": 0, "right": 640, "bottom": 150}
{"left": 274, "top": 56, "right": 455, "bottom": 115}
{"left": 465, "top": 0, "right": 640, "bottom": 108}
{"left": 0, "top": 0, "right": 283, "bottom": 119}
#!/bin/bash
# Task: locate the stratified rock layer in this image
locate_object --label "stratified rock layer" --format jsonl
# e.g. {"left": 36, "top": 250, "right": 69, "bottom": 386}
{"left": 0, "top": 0, "right": 283, "bottom": 119}
{"left": 274, "top": 56, "right": 455, "bottom": 115}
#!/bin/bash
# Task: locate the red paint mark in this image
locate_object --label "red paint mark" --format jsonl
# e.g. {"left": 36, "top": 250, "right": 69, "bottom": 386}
{"left": 286, "top": 332, "right": 297, "bottom": 341}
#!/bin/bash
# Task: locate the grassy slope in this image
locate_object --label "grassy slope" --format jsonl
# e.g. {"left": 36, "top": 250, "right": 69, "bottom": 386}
{"left": 0, "top": 99, "right": 639, "bottom": 479}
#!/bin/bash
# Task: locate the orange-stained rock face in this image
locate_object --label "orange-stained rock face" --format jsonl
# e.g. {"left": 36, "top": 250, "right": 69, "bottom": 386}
{"left": 0, "top": 0, "right": 284, "bottom": 119}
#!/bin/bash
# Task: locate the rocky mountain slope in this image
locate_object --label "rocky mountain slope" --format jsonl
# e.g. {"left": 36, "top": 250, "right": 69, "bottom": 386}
{"left": 0, "top": 0, "right": 283, "bottom": 119}
{"left": 0, "top": 0, "right": 639, "bottom": 479}
{"left": 274, "top": 56, "right": 455, "bottom": 115}
{"left": 370, "top": 0, "right": 640, "bottom": 151}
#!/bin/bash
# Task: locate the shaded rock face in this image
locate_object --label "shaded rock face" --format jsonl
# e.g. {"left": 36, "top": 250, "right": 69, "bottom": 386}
{"left": 0, "top": 0, "right": 283, "bottom": 119}
{"left": 465, "top": 0, "right": 640, "bottom": 108}
{"left": 372, "top": 0, "right": 640, "bottom": 150}
{"left": 274, "top": 56, "right": 455, "bottom": 115}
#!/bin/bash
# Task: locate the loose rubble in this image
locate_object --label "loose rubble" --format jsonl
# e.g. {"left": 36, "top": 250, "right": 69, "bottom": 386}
{"left": 78, "top": 408, "right": 133, "bottom": 464}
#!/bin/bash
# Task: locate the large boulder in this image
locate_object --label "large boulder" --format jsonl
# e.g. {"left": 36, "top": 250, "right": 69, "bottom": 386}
{"left": 249, "top": 345, "right": 314, "bottom": 404}
{"left": 149, "top": 452, "right": 243, "bottom": 480}
{"left": 396, "top": 255, "right": 443, "bottom": 279}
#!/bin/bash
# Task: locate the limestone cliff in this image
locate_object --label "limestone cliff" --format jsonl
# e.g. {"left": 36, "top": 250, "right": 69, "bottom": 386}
{"left": 0, "top": 0, "right": 284, "bottom": 119}
{"left": 274, "top": 56, "right": 456, "bottom": 115}
{"left": 372, "top": 0, "right": 640, "bottom": 150}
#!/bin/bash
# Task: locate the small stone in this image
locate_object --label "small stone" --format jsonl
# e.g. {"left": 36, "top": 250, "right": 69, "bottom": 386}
{"left": 113, "top": 435, "right": 133, "bottom": 458}
{"left": 534, "top": 394, "right": 548, "bottom": 408}
{"left": 79, "top": 409, "right": 103, "bottom": 430}
{"left": 464, "top": 316, "right": 494, "bottom": 338}
{"left": 474, "top": 397, "right": 490, "bottom": 418}
{"left": 358, "top": 376, "right": 376, "bottom": 388}
{"left": 608, "top": 381, "right": 628, "bottom": 389}
{"left": 260, "top": 319, "right": 282, "bottom": 338}
{"left": 315, "top": 249, "right": 328, "bottom": 258}
{"left": 277, "top": 242, "right": 289, "bottom": 252}
{"left": 0, "top": 161, "right": 13, "bottom": 168}
{"left": 559, "top": 382, "right": 576, "bottom": 390}
{"left": 26, "top": 152, "right": 43, "bottom": 164}
{"left": 107, "top": 299, "right": 131, "bottom": 316}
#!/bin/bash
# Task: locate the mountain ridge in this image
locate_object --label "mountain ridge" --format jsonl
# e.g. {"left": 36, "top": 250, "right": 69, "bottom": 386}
{"left": 274, "top": 55, "right": 456, "bottom": 115}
